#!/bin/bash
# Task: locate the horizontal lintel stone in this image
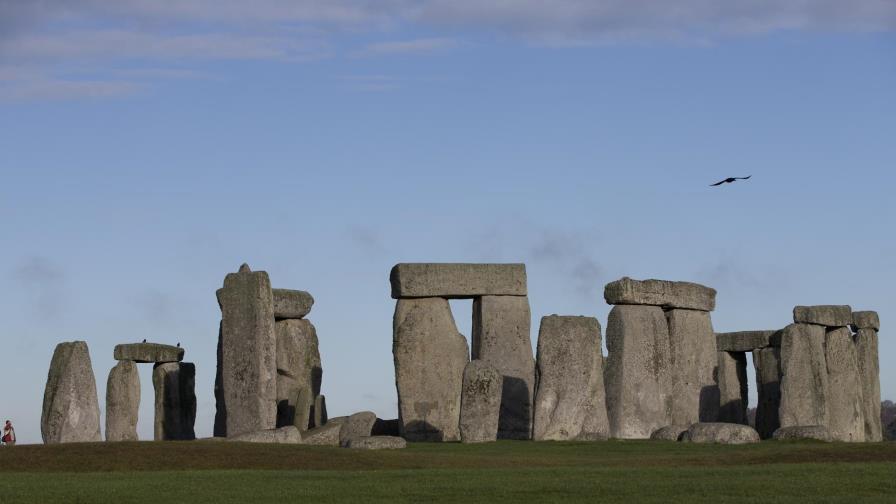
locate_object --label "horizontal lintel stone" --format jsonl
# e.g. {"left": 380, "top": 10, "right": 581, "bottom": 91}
{"left": 792, "top": 305, "right": 852, "bottom": 327}
{"left": 390, "top": 263, "right": 527, "bottom": 299}
{"left": 603, "top": 277, "right": 716, "bottom": 311}
{"left": 114, "top": 343, "right": 184, "bottom": 363}
{"left": 851, "top": 311, "right": 880, "bottom": 331}
{"left": 716, "top": 330, "right": 782, "bottom": 352}
{"left": 273, "top": 289, "right": 314, "bottom": 319}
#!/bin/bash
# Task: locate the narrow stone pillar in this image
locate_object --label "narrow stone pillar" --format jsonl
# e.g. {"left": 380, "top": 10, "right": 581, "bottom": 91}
{"left": 824, "top": 327, "right": 865, "bottom": 442}
{"left": 153, "top": 362, "right": 197, "bottom": 441}
{"left": 41, "top": 341, "right": 102, "bottom": 444}
{"left": 854, "top": 327, "right": 882, "bottom": 441}
{"left": 752, "top": 347, "right": 781, "bottom": 439}
{"left": 779, "top": 323, "right": 829, "bottom": 428}
{"left": 666, "top": 309, "right": 719, "bottom": 425}
{"left": 106, "top": 360, "right": 140, "bottom": 441}
{"left": 717, "top": 351, "right": 748, "bottom": 425}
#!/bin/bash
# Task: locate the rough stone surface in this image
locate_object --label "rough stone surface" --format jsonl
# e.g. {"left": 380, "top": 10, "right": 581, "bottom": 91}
{"left": 854, "top": 328, "right": 882, "bottom": 442}
{"left": 272, "top": 288, "right": 314, "bottom": 319}
{"left": 275, "top": 319, "right": 322, "bottom": 429}
{"left": 683, "top": 423, "right": 760, "bottom": 444}
{"left": 459, "top": 361, "right": 502, "bottom": 443}
{"left": 650, "top": 425, "right": 690, "bottom": 441}
{"left": 533, "top": 316, "right": 609, "bottom": 441}
{"left": 153, "top": 362, "right": 196, "bottom": 441}
{"left": 390, "top": 263, "right": 527, "bottom": 299}
{"left": 717, "top": 351, "right": 748, "bottom": 425}
{"left": 41, "top": 341, "right": 102, "bottom": 444}
{"left": 106, "top": 360, "right": 140, "bottom": 442}
{"left": 114, "top": 343, "right": 184, "bottom": 363}
{"left": 214, "top": 321, "right": 226, "bottom": 438}
{"left": 779, "top": 323, "right": 829, "bottom": 429}
{"left": 605, "top": 305, "right": 672, "bottom": 439}
{"left": 312, "top": 395, "right": 328, "bottom": 429}
{"left": 472, "top": 295, "right": 535, "bottom": 440}
{"left": 230, "top": 426, "right": 301, "bottom": 444}
{"left": 793, "top": 305, "right": 852, "bottom": 327}
{"left": 851, "top": 311, "right": 880, "bottom": 331}
{"left": 345, "top": 436, "right": 407, "bottom": 450}
{"left": 339, "top": 411, "right": 377, "bottom": 447}
{"left": 372, "top": 418, "right": 400, "bottom": 437}
{"left": 772, "top": 425, "right": 832, "bottom": 442}
{"left": 716, "top": 330, "right": 781, "bottom": 352}
{"left": 752, "top": 347, "right": 782, "bottom": 439}
{"left": 218, "top": 266, "right": 277, "bottom": 437}
{"left": 301, "top": 418, "right": 346, "bottom": 446}
{"left": 604, "top": 277, "right": 716, "bottom": 311}
{"left": 666, "top": 309, "right": 718, "bottom": 425}
{"left": 824, "top": 327, "right": 865, "bottom": 442}
{"left": 393, "top": 297, "right": 468, "bottom": 442}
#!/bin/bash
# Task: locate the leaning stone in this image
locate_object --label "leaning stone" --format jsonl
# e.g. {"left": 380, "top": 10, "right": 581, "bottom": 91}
{"left": 153, "top": 362, "right": 196, "bottom": 441}
{"left": 372, "top": 418, "right": 400, "bottom": 437}
{"left": 106, "top": 361, "right": 140, "bottom": 442}
{"left": 604, "top": 277, "right": 716, "bottom": 311}
{"left": 717, "top": 351, "right": 748, "bottom": 424}
{"left": 851, "top": 311, "right": 880, "bottom": 331}
{"left": 113, "top": 343, "right": 184, "bottom": 363}
{"left": 41, "top": 341, "right": 102, "bottom": 444}
{"left": 339, "top": 411, "right": 377, "bottom": 447}
{"left": 792, "top": 305, "right": 852, "bottom": 327}
{"left": 533, "top": 316, "right": 609, "bottom": 441}
{"left": 312, "top": 395, "right": 328, "bottom": 429}
{"left": 229, "top": 426, "right": 302, "bottom": 444}
{"left": 752, "top": 347, "right": 782, "bottom": 439}
{"left": 393, "top": 297, "right": 468, "bottom": 441}
{"left": 772, "top": 425, "right": 832, "bottom": 442}
{"left": 666, "top": 309, "right": 718, "bottom": 425}
{"left": 301, "top": 417, "right": 346, "bottom": 446}
{"left": 345, "top": 436, "right": 407, "bottom": 450}
{"left": 472, "top": 295, "right": 535, "bottom": 439}
{"left": 683, "top": 423, "right": 760, "bottom": 444}
{"left": 779, "top": 324, "right": 829, "bottom": 428}
{"left": 390, "top": 263, "right": 527, "bottom": 299}
{"left": 650, "top": 425, "right": 690, "bottom": 441}
{"left": 824, "top": 327, "right": 865, "bottom": 442}
{"left": 605, "top": 305, "right": 672, "bottom": 439}
{"left": 855, "top": 328, "right": 882, "bottom": 441}
{"left": 716, "top": 330, "right": 781, "bottom": 352}
{"left": 459, "top": 361, "right": 502, "bottom": 443}
{"left": 273, "top": 288, "right": 314, "bottom": 320}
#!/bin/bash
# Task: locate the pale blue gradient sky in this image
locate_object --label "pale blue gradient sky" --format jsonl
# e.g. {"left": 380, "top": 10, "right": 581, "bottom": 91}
{"left": 1, "top": 1, "right": 894, "bottom": 443}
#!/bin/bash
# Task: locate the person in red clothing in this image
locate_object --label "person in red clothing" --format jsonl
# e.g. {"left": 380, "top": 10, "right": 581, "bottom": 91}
{"left": 2, "top": 420, "right": 15, "bottom": 446}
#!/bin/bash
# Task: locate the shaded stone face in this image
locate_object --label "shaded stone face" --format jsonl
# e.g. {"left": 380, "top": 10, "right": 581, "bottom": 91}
{"left": 851, "top": 311, "right": 880, "bottom": 331}
{"left": 272, "top": 289, "right": 314, "bottom": 320}
{"left": 716, "top": 330, "right": 781, "bottom": 352}
{"left": 390, "top": 263, "right": 527, "bottom": 299}
{"left": 41, "top": 341, "right": 102, "bottom": 444}
{"left": 275, "top": 319, "right": 322, "bottom": 429}
{"left": 153, "top": 362, "right": 196, "bottom": 441}
{"left": 650, "top": 425, "right": 689, "bottom": 441}
{"left": 683, "top": 423, "right": 760, "bottom": 444}
{"left": 854, "top": 328, "right": 882, "bottom": 441}
{"left": 472, "top": 295, "right": 535, "bottom": 440}
{"left": 459, "top": 360, "right": 502, "bottom": 444}
{"left": 339, "top": 411, "right": 377, "bottom": 447}
{"left": 301, "top": 417, "right": 345, "bottom": 446}
{"left": 752, "top": 347, "right": 782, "bottom": 439}
{"left": 106, "top": 360, "right": 140, "bottom": 442}
{"left": 779, "top": 323, "right": 829, "bottom": 429}
{"left": 792, "top": 305, "right": 852, "bottom": 327}
{"left": 717, "top": 351, "right": 748, "bottom": 425}
{"left": 824, "top": 327, "right": 865, "bottom": 442}
{"left": 603, "top": 277, "right": 716, "bottom": 311}
{"left": 312, "top": 395, "right": 328, "bottom": 429}
{"left": 772, "top": 425, "right": 831, "bottom": 442}
{"left": 666, "top": 309, "right": 718, "bottom": 425}
{"left": 113, "top": 343, "right": 184, "bottom": 364}
{"left": 533, "top": 316, "right": 609, "bottom": 441}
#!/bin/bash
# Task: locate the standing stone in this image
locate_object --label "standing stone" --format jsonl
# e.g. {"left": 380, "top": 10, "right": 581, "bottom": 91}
{"left": 106, "top": 360, "right": 140, "bottom": 442}
{"left": 533, "top": 316, "right": 609, "bottom": 441}
{"left": 605, "top": 305, "right": 672, "bottom": 439}
{"left": 339, "top": 411, "right": 377, "bottom": 447}
{"left": 666, "top": 309, "right": 718, "bottom": 425}
{"left": 393, "top": 297, "right": 469, "bottom": 441}
{"left": 312, "top": 395, "right": 328, "bottom": 429}
{"left": 213, "top": 321, "right": 226, "bottom": 437}
{"left": 41, "top": 341, "right": 102, "bottom": 444}
{"left": 851, "top": 311, "right": 880, "bottom": 331}
{"left": 752, "top": 347, "right": 782, "bottom": 439}
{"left": 854, "top": 328, "right": 882, "bottom": 441}
{"left": 604, "top": 277, "right": 716, "bottom": 311}
{"left": 272, "top": 288, "right": 314, "bottom": 320}
{"left": 779, "top": 323, "right": 829, "bottom": 429}
{"left": 717, "top": 351, "right": 748, "bottom": 424}
{"left": 217, "top": 265, "right": 277, "bottom": 437}
{"left": 390, "top": 263, "right": 527, "bottom": 298}
{"left": 459, "top": 361, "right": 502, "bottom": 443}
{"left": 472, "top": 295, "right": 535, "bottom": 439}
{"left": 153, "top": 362, "right": 196, "bottom": 441}
{"left": 793, "top": 305, "right": 852, "bottom": 327}
{"left": 824, "top": 327, "right": 865, "bottom": 442}
{"left": 275, "top": 319, "right": 322, "bottom": 428}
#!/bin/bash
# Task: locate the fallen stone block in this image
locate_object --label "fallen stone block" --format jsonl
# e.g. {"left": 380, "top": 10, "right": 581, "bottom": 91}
{"left": 851, "top": 311, "right": 880, "bottom": 331}
{"left": 41, "top": 341, "right": 102, "bottom": 444}
{"left": 114, "top": 343, "right": 184, "bottom": 363}
{"left": 792, "top": 305, "right": 852, "bottom": 327}
{"left": 650, "top": 425, "right": 690, "bottom": 441}
{"left": 459, "top": 361, "right": 502, "bottom": 443}
{"left": 604, "top": 277, "right": 716, "bottom": 311}
{"left": 229, "top": 426, "right": 302, "bottom": 444}
{"left": 390, "top": 263, "right": 527, "bottom": 299}
{"left": 302, "top": 417, "right": 346, "bottom": 446}
{"left": 855, "top": 328, "right": 882, "bottom": 441}
{"left": 772, "top": 425, "right": 832, "bottom": 442}
{"left": 153, "top": 362, "right": 196, "bottom": 441}
{"left": 339, "top": 411, "right": 377, "bottom": 447}
{"left": 667, "top": 309, "right": 718, "bottom": 425}
{"left": 273, "top": 288, "right": 314, "bottom": 320}
{"left": 106, "top": 360, "right": 140, "bottom": 442}
{"left": 345, "top": 436, "right": 407, "bottom": 450}
{"left": 752, "top": 347, "right": 782, "bottom": 439}
{"left": 716, "top": 330, "right": 781, "bottom": 352}
{"left": 824, "top": 327, "right": 865, "bottom": 442}
{"left": 779, "top": 323, "right": 829, "bottom": 428}
{"left": 682, "top": 423, "right": 760, "bottom": 444}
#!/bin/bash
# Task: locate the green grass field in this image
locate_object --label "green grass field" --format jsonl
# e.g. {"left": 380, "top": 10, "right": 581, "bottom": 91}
{"left": 1, "top": 440, "right": 894, "bottom": 503}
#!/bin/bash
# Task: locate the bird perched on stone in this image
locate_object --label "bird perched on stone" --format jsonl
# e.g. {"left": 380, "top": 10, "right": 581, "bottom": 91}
{"left": 710, "top": 175, "right": 751, "bottom": 186}
{"left": 142, "top": 339, "right": 147, "bottom": 343}
{"left": 176, "top": 342, "right": 181, "bottom": 348}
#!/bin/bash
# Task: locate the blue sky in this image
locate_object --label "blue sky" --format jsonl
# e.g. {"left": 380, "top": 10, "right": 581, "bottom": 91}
{"left": 1, "top": 1, "right": 894, "bottom": 443}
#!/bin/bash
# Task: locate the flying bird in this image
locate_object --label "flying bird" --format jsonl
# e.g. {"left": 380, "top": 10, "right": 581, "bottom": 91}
{"left": 710, "top": 175, "right": 751, "bottom": 187}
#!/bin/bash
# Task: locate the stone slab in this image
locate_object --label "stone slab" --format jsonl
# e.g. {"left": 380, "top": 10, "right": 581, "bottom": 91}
{"left": 772, "top": 425, "right": 831, "bottom": 442}
{"left": 752, "top": 347, "right": 782, "bottom": 439}
{"left": 339, "top": 411, "right": 377, "bottom": 447}
{"left": 273, "top": 288, "right": 314, "bottom": 320}
{"left": 792, "top": 305, "right": 852, "bottom": 327}
{"left": 683, "top": 423, "right": 760, "bottom": 444}
{"left": 716, "top": 330, "right": 781, "bottom": 352}
{"left": 301, "top": 417, "right": 346, "bottom": 446}
{"left": 779, "top": 323, "right": 829, "bottom": 429}
{"left": 41, "top": 341, "right": 102, "bottom": 444}
{"left": 106, "top": 360, "right": 140, "bottom": 442}
{"left": 345, "top": 436, "right": 407, "bottom": 450}
{"left": 650, "top": 425, "right": 690, "bottom": 441}
{"left": 717, "top": 351, "right": 748, "bottom": 425}
{"left": 153, "top": 362, "right": 196, "bottom": 441}
{"left": 459, "top": 361, "right": 502, "bottom": 443}
{"left": 604, "top": 277, "right": 716, "bottom": 311}
{"left": 824, "top": 327, "right": 865, "bottom": 442}
{"left": 667, "top": 309, "right": 718, "bottom": 425}
{"left": 114, "top": 343, "right": 184, "bottom": 363}
{"left": 851, "top": 311, "right": 880, "bottom": 331}
{"left": 390, "top": 263, "right": 527, "bottom": 299}
{"left": 229, "top": 426, "right": 302, "bottom": 444}
{"left": 855, "top": 328, "right": 882, "bottom": 441}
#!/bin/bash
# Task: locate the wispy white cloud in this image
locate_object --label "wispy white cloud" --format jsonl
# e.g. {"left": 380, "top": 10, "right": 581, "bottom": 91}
{"left": 357, "top": 37, "right": 459, "bottom": 56}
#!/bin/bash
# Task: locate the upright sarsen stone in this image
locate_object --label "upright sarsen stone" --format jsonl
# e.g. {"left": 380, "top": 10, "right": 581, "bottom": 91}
{"left": 393, "top": 297, "right": 469, "bottom": 441}
{"left": 275, "top": 319, "right": 322, "bottom": 428}
{"left": 717, "top": 351, "right": 748, "bottom": 424}
{"left": 459, "top": 360, "right": 502, "bottom": 443}
{"left": 753, "top": 347, "right": 782, "bottom": 439}
{"left": 854, "top": 328, "right": 882, "bottom": 441}
{"left": 779, "top": 323, "right": 829, "bottom": 428}
{"left": 153, "top": 362, "right": 196, "bottom": 441}
{"left": 390, "top": 263, "right": 527, "bottom": 298}
{"left": 824, "top": 327, "right": 865, "bottom": 442}
{"left": 666, "top": 309, "right": 718, "bottom": 425}
{"left": 41, "top": 341, "right": 102, "bottom": 444}
{"left": 106, "top": 360, "right": 140, "bottom": 442}
{"left": 472, "top": 295, "right": 535, "bottom": 439}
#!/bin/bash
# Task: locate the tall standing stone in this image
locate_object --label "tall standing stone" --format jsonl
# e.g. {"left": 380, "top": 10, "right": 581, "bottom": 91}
{"left": 605, "top": 305, "right": 672, "bottom": 439}
{"left": 717, "top": 351, "right": 748, "bottom": 424}
{"left": 472, "top": 295, "right": 535, "bottom": 439}
{"left": 779, "top": 323, "right": 829, "bottom": 429}
{"left": 41, "top": 341, "right": 102, "bottom": 444}
{"left": 106, "top": 360, "right": 140, "bottom": 442}
{"left": 153, "top": 362, "right": 196, "bottom": 441}
{"left": 275, "top": 319, "right": 322, "bottom": 428}
{"left": 213, "top": 321, "right": 226, "bottom": 437}
{"left": 393, "top": 297, "right": 469, "bottom": 441}
{"left": 824, "top": 327, "right": 865, "bottom": 442}
{"left": 665, "top": 309, "right": 718, "bottom": 425}
{"left": 752, "top": 347, "right": 782, "bottom": 439}
{"left": 459, "top": 360, "right": 502, "bottom": 443}
{"left": 854, "top": 328, "right": 882, "bottom": 441}
{"left": 533, "top": 316, "right": 609, "bottom": 441}
{"left": 217, "top": 264, "right": 277, "bottom": 437}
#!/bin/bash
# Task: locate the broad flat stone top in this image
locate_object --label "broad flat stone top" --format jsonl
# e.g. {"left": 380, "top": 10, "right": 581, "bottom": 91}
{"left": 793, "top": 305, "right": 852, "bottom": 327}
{"left": 851, "top": 311, "right": 880, "bottom": 331}
{"left": 604, "top": 277, "right": 716, "bottom": 311}
{"left": 390, "top": 263, "right": 527, "bottom": 299}
{"left": 114, "top": 343, "right": 184, "bottom": 363}
{"left": 273, "top": 288, "right": 314, "bottom": 320}
{"left": 716, "top": 330, "right": 782, "bottom": 352}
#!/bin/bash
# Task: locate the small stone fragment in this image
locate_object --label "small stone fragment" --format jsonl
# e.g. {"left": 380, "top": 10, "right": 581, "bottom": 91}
{"left": 41, "top": 341, "right": 102, "bottom": 444}
{"left": 459, "top": 361, "right": 502, "bottom": 443}
{"left": 604, "top": 277, "right": 716, "bottom": 311}
{"left": 339, "top": 411, "right": 377, "bottom": 447}
{"left": 345, "top": 436, "right": 407, "bottom": 450}
{"left": 792, "top": 305, "right": 852, "bottom": 327}
{"left": 650, "top": 425, "right": 690, "bottom": 441}
{"left": 683, "top": 423, "right": 760, "bottom": 444}
{"left": 772, "top": 425, "right": 832, "bottom": 442}
{"left": 105, "top": 360, "right": 140, "bottom": 442}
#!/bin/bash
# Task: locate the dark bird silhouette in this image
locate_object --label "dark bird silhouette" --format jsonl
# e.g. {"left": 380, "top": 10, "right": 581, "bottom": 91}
{"left": 176, "top": 342, "right": 180, "bottom": 348}
{"left": 710, "top": 175, "right": 751, "bottom": 187}
{"left": 142, "top": 339, "right": 146, "bottom": 343}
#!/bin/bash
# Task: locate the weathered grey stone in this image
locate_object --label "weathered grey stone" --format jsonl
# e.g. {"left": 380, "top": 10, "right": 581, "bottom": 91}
{"left": 105, "top": 360, "right": 140, "bottom": 442}
{"left": 339, "top": 411, "right": 377, "bottom": 447}
{"left": 113, "top": 343, "right": 183, "bottom": 363}
{"left": 683, "top": 423, "right": 760, "bottom": 444}
{"left": 824, "top": 327, "right": 865, "bottom": 442}
{"left": 472, "top": 295, "right": 535, "bottom": 440}
{"left": 41, "top": 341, "right": 102, "bottom": 444}
{"left": 533, "top": 316, "right": 609, "bottom": 441}
{"left": 393, "top": 297, "right": 468, "bottom": 442}
{"left": 273, "top": 288, "right": 314, "bottom": 320}
{"left": 772, "top": 425, "right": 832, "bottom": 442}
{"left": 390, "top": 263, "right": 527, "bottom": 299}
{"left": 372, "top": 418, "right": 400, "bottom": 437}
{"left": 650, "top": 425, "right": 690, "bottom": 441}
{"left": 851, "top": 311, "right": 880, "bottom": 331}
{"left": 312, "top": 395, "right": 328, "bottom": 429}
{"left": 666, "top": 309, "right": 718, "bottom": 425}
{"left": 213, "top": 321, "right": 226, "bottom": 437}
{"left": 716, "top": 330, "right": 781, "bottom": 352}
{"left": 717, "top": 351, "right": 748, "bottom": 424}
{"left": 153, "top": 362, "right": 196, "bottom": 441}
{"left": 779, "top": 323, "right": 829, "bottom": 429}
{"left": 345, "top": 436, "right": 407, "bottom": 450}
{"left": 229, "top": 426, "right": 301, "bottom": 444}
{"left": 605, "top": 305, "right": 672, "bottom": 439}
{"left": 459, "top": 361, "right": 502, "bottom": 443}
{"left": 275, "top": 319, "right": 321, "bottom": 429}
{"left": 752, "top": 347, "right": 782, "bottom": 439}
{"left": 793, "top": 305, "right": 852, "bottom": 327}
{"left": 855, "top": 328, "right": 882, "bottom": 442}
{"left": 604, "top": 277, "right": 716, "bottom": 311}
{"left": 301, "top": 417, "right": 346, "bottom": 446}
{"left": 217, "top": 266, "right": 277, "bottom": 437}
